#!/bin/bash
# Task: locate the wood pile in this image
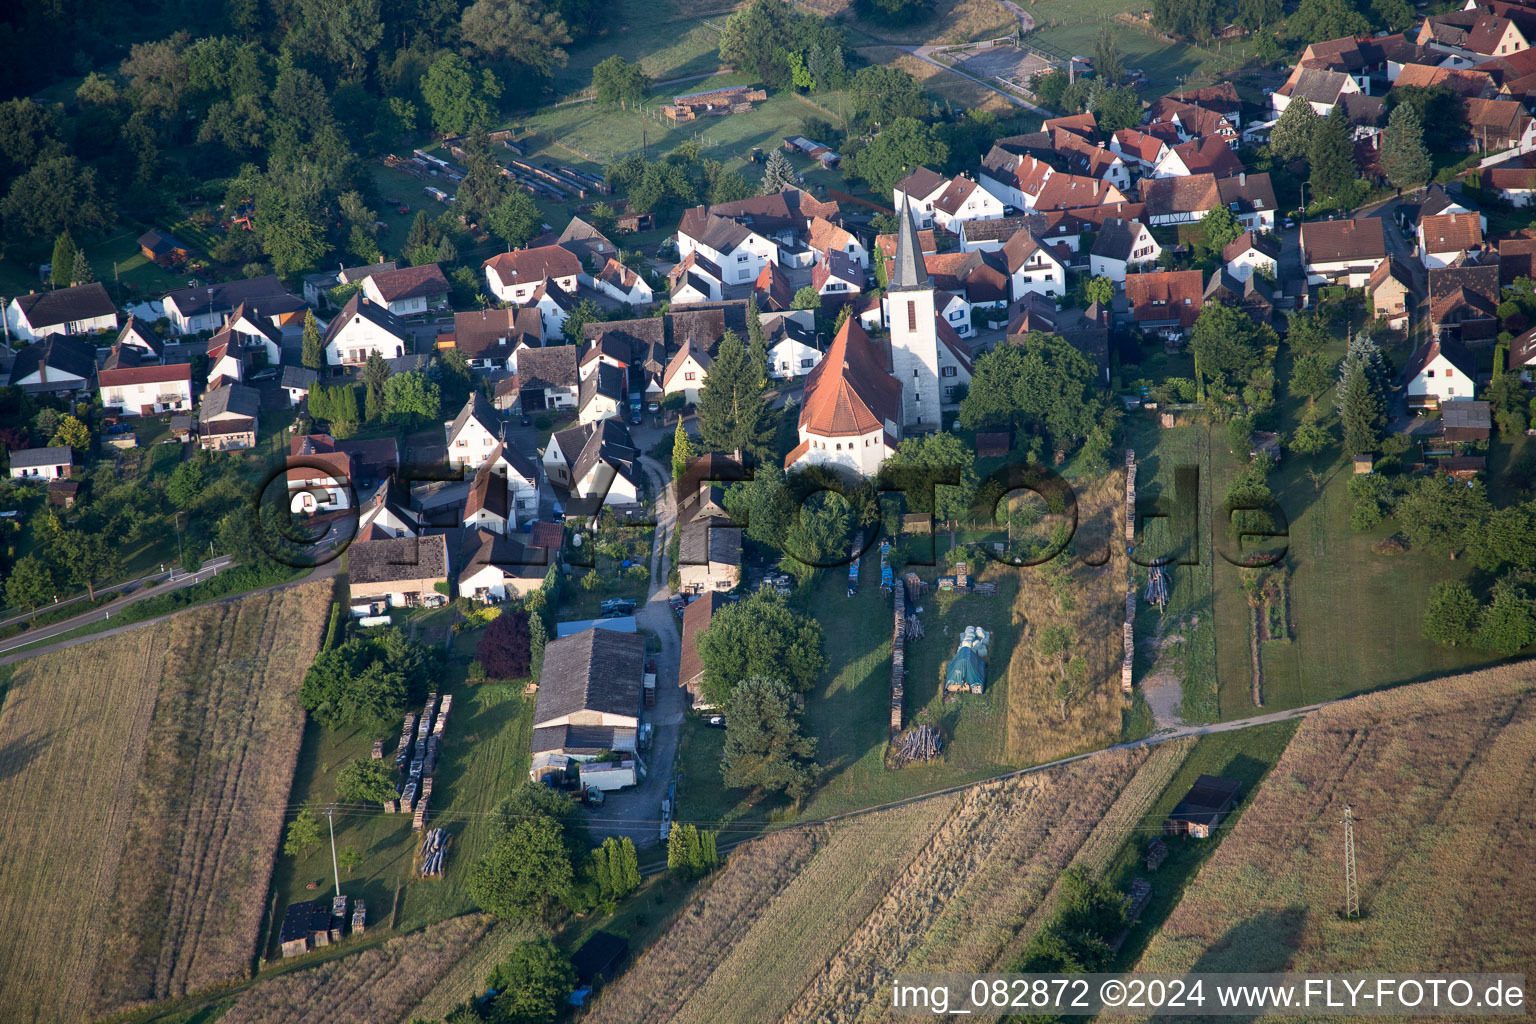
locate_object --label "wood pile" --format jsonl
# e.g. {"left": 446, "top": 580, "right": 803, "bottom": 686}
{"left": 1122, "top": 449, "right": 1137, "bottom": 697}
{"left": 890, "top": 582, "right": 906, "bottom": 737}
{"left": 1144, "top": 837, "right": 1168, "bottom": 871}
{"left": 889, "top": 724, "right": 942, "bottom": 766}
{"left": 972, "top": 581, "right": 997, "bottom": 596}
{"left": 351, "top": 899, "right": 366, "bottom": 936}
{"left": 905, "top": 614, "right": 924, "bottom": 639}
{"left": 419, "top": 828, "right": 451, "bottom": 878}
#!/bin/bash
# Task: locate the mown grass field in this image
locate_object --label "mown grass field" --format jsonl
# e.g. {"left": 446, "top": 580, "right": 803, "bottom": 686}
{"left": 591, "top": 743, "right": 1175, "bottom": 1023}
{"left": 0, "top": 583, "right": 331, "bottom": 1024}
{"left": 1136, "top": 663, "right": 1536, "bottom": 980}
{"left": 1208, "top": 339, "right": 1500, "bottom": 717}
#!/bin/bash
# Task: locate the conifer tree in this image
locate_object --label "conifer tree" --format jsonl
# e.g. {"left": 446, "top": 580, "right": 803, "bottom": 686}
{"left": 761, "top": 150, "right": 795, "bottom": 194}
{"left": 50, "top": 231, "right": 76, "bottom": 289}
{"left": 1309, "top": 105, "right": 1358, "bottom": 199}
{"left": 697, "top": 329, "right": 773, "bottom": 457}
{"left": 301, "top": 309, "right": 324, "bottom": 370}
{"left": 1381, "top": 102, "right": 1431, "bottom": 190}
{"left": 70, "top": 247, "right": 93, "bottom": 285}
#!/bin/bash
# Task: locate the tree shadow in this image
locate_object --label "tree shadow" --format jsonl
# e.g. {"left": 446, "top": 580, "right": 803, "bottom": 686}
{"left": 0, "top": 728, "right": 53, "bottom": 782}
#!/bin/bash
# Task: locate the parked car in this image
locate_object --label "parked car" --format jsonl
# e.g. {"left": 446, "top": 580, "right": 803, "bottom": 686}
{"left": 521, "top": 413, "right": 532, "bottom": 426}
{"left": 704, "top": 715, "right": 726, "bottom": 729}
{"left": 248, "top": 367, "right": 278, "bottom": 382}
{"left": 551, "top": 501, "right": 565, "bottom": 523}
{"left": 601, "top": 598, "right": 637, "bottom": 615}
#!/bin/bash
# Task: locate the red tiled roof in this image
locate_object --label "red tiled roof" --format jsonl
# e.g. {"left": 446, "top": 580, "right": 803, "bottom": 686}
{"left": 1125, "top": 270, "right": 1205, "bottom": 328}
{"left": 797, "top": 318, "right": 902, "bottom": 438}
{"left": 482, "top": 244, "right": 581, "bottom": 285}
{"left": 97, "top": 363, "right": 192, "bottom": 387}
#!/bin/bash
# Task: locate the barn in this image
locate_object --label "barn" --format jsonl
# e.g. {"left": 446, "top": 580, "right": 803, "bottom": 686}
{"left": 1164, "top": 774, "right": 1241, "bottom": 839}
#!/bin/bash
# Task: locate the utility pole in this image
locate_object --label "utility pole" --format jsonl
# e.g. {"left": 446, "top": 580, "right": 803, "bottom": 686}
{"left": 327, "top": 804, "right": 342, "bottom": 896}
{"left": 1342, "top": 805, "right": 1359, "bottom": 919}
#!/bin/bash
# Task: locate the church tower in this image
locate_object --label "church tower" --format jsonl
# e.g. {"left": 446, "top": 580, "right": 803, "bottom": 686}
{"left": 887, "top": 198, "right": 941, "bottom": 430}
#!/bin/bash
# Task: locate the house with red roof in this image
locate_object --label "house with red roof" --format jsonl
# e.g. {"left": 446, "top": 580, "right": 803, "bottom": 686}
{"left": 97, "top": 362, "right": 193, "bottom": 416}
{"left": 784, "top": 318, "right": 903, "bottom": 476}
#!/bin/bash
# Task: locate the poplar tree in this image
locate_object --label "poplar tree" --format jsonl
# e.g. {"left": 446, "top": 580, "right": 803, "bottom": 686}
{"left": 301, "top": 309, "right": 324, "bottom": 369}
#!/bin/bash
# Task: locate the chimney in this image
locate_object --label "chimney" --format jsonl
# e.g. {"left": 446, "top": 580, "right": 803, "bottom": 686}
{"left": 1240, "top": 172, "right": 1246, "bottom": 186}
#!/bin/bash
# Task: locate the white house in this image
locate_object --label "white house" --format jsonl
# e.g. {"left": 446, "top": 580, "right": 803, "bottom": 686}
{"left": 1405, "top": 338, "right": 1476, "bottom": 406}
{"left": 281, "top": 365, "right": 319, "bottom": 407}
{"left": 357, "top": 477, "right": 419, "bottom": 539}
{"left": 498, "top": 345, "right": 579, "bottom": 414}
{"left": 929, "top": 174, "right": 1007, "bottom": 234}
{"left": 577, "top": 361, "right": 627, "bottom": 425}
{"left": 8, "top": 446, "right": 72, "bottom": 481}
{"left": 811, "top": 251, "right": 863, "bottom": 299}
{"left": 669, "top": 252, "right": 725, "bottom": 304}
{"left": 323, "top": 293, "right": 412, "bottom": 365}
{"left": 5, "top": 283, "right": 117, "bottom": 342}
{"left": 1089, "top": 219, "right": 1161, "bottom": 283}
{"left": 6, "top": 335, "right": 95, "bottom": 395}
{"left": 1417, "top": 212, "right": 1485, "bottom": 269}
{"left": 527, "top": 280, "right": 575, "bottom": 343}
{"left": 463, "top": 463, "right": 512, "bottom": 534}
{"left": 544, "top": 419, "right": 643, "bottom": 507}
{"left": 160, "top": 276, "right": 304, "bottom": 336}
{"left": 98, "top": 363, "right": 193, "bottom": 416}
{"left": 676, "top": 209, "right": 779, "bottom": 286}
{"left": 893, "top": 167, "right": 951, "bottom": 229}
{"left": 458, "top": 530, "right": 547, "bottom": 603}
{"left": 1003, "top": 231, "right": 1068, "bottom": 300}
{"left": 1221, "top": 231, "right": 1281, "bottom": 281}
{"left": 485, "top": 440, "right": 541, "bottom": 520}
{"left": 445, "top": 392, "right": 504, "bottom": 472}
{"left": 662, "top": 339, "right": 712, "bottom": 405}
{"left": 934, "top": 291, "right": 974, "bottom": 339}
{"left": 482, "top": 245, "right": 582, "bottom": 305}
{"left": 221, "top": 301, "right": 284, "bottom": 367}
{"left": 592, "top": 258, "right": 654, "bottom": 306}
{"left": 113, "top": 316, "right": 163, "bottom": 361}
{"left": 1301, "top": 217, "right": 1387, "bottom": 286}
{"left": 762, "top": 310, "right": 821, "bottom": 380}
{"left": 359, "top": 263, "right": 449, "bottom": 317}
{"left": 806, "top": 217, "right": 871, "bottom": 268}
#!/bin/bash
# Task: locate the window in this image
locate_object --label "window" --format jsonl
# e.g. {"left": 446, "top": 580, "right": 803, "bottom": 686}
{"left": 906, "top": 301, "right": 917, "bottom": 331}
{"left": 801, "top": 357, "right": 815, "bottom": 368}
{"left": 738, "top": 269, "right": 750, "bottom": 281}
{"left": 1426, "top": 369, "right": 1435, "bottom": 377}
{"left": 835, "top": 443, "right": 842, "bottom": 450}
{"left": 944, "top": 386, "right": 955, "bottom": 402}
{"left": 949, "top": 310, "right": 963, "bottom": 320}
{"left": 684, "top": 371, "right": 696, "bottom": 381}
{"left": 737, "top": 254, "right": 749, "bottom": 263}
{"left": 942, "top": 366, "right": 957, "bottom": 377}
{"left": 1445, "top": 367, "right": 1454, "bottom": 377}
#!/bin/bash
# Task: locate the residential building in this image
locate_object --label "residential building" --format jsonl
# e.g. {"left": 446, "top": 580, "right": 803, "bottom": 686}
{"left": 1367, "top": 257, "right": 1414, "bottom": 329}
{"left": 348, "top": 534, "right": 451, "bottom": 608}
{"left": 161, "top": 276, "right": 304, "bottom": 335}
{"left": 1301, "top": 217, "right": 1387, "bottom": 286}
{"left": 892, "top": 166, "right": 950, "bottom": 228}
{"left": 303, "top": 260, "right": 394, "bottom": 309}
{"left": 1007, "top": 295, "right": 1111, "bottom": 382}
{"left": 762, "top": 310, "right": 821, "bottom": 380}
{"left": 1428, "top": 251, "right": 1501, "bottom": 343}
{"left": 1145, "top": 98, "right": 1241, "bottom": 146}
{"left": 5, "top": 283, "right": 117, "bottom": 341}
{"left": 463, "top": 462, "right": 512, "bottom": 534}
{"left": 592, "top": 258, "right": 654, "bottom": 306}
{"left": 577, "top": 361, "right": 627, "bottom": 425}
{"left": 543, "top": 419, "right": 642, "bottom": 506}
{"left": 1124, "top": 270, "right": 1205, "bottom": 339}
{"left": 445, "top": 392, "right": 504, "bottom": 472}
{"left": 440, "top": 307, "right": 542, "bottom": 370}
{"left": 280, "top": 365, "right": 318, "bottom": 408}
{"left": 784, "top": 316, "right": 901, "bottom": 476}
{"left": 806, "top": 216, "right": 870, "bottom": 269}
{"left": 753, "top": 261, "right": 795, "bottom": 311}
{"left": 458, "top": 529, "right": 548, "bottom": 603}
{"left": 485, "top": 439, "right": 541, "bottom": 519}
{"left": 669, "top": 252, "right": 725, "bottom": 304}
{"left": 1221, "top": 231, "right": 1281, "bottom": 281}
{"left": 113, "top": 316, "right": 163, "bottom": 362}
{"left": 557, "top": 216, "right": 620, "bottom": 269}
{"left": 1089, "top": 219, "right": 1161, "bottom": 282}
{"left": 662, "top": 338, "right": 712, "bottom": 405}
{"left": 198, "top": 382, "right": 260, "bottom": 450}
{"left": 482, "top": 245, "right": 583, "bottom": 304}
{"left": 286, "top": 434, "right": 355, "bottom": 513}
{"left": 8, "top": 446, "right": 72, "bottom": 481}
{"left": 676, "top": 476, "right": 742, "bottom": 594}
{"left": 810, "top": 250, "right": 864, "bottom": 301}
{"left": 359, "top": 263, "right": 449, "bottom": 316}
{"left": 323, "top": 293, "right": 412, "bottom": 365}
{"left": 7, "top": 335, "right": 95, "bottom": 395}
{"left": 1152, "top": 136, "right": 1245, "bottom": 179}
{"left": 218, "top": 300, "right": 284, "bottom": 367}
{"left": 357, "top": 476, "right": 418, "bottom": 540}
{"left": 1271, "top": 66, "right": 1363, "bottom": 117}
{"left": 528, "top": 280, "right": 576, "bottom": 342}
{"left": 1404, "top": 337, "right": 1477, "bottom": 405}
{"left": 676, "top": 210, "right": 780, "bottom": 285}
{"left": 678, "top": 590, "right": 727, "bottom": 703}
{"left": 497, "top": 345, "right": 580, "bottom": 413}
{"left": 1418, "top": 212, "right": 1486, "bottom": 269}
{"left": 98, "top": 362, "right": 193, "bottom": 416}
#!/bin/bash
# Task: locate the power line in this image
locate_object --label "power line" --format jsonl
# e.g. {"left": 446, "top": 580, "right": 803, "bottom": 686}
{"left": 1342, "top": 804, "right": 1360, "bottom": 919}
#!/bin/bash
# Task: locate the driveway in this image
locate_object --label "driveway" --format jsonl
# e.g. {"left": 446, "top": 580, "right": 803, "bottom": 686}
{"left": 580, "top": 456, "right": 685, "bottom": 848}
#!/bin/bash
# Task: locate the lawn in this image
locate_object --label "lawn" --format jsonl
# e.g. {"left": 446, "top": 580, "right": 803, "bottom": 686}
{"left": 266, "top": 617, "right": 536, "bottom": 949}
{"left": 549, "top": 0, "right": 730, "bottom": 97}
{"left": 0, "top": 224, "right": 192, "bottom": 304}
{"left": 1207, "top": 339, "right": 1502, "bottom": 718}
{"left": 1026, "top": 20, "right": 1250, "bottom": 97}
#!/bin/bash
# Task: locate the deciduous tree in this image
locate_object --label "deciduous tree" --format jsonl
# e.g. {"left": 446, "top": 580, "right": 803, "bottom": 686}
{"left": 695, "top": 589, "right": 826, "bottom": 705}
{"left": 336, "top": 758, "right": 400, "bottom": 803}
{"left": 722, "top": 675, "right": 819, "bottom": 800}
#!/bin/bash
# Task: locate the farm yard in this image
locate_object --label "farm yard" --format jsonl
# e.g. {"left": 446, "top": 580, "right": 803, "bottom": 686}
{"left": 590, "top": 743, "right": 1195, "bottom": 1023}
{"left": 0, "top": 583, "right": 331, "bottom": 1024}
{"left": 1136, "top": 663, "right": 1536, "bottom": 980}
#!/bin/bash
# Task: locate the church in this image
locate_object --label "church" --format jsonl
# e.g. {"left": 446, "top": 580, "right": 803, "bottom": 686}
{"left": 786, "top": 202, "right": 973, "bottom": 477}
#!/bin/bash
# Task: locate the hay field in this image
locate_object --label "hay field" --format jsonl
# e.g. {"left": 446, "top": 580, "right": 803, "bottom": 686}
{"left": 0, "top": 583, "right": 331, "bottom": 1024}
{"left": 1003, "top": 468, "right": 1128, "bottom": 764}
{"left": 1137, "top": 662, "right": 1536, "bottom": 980}
{"left": 407, "top": 920, "right": 550, "bottom": 1021}
{"left": 220, "top": 915, "right": 489, "bottom": 1024}
{"left": 591, "top": 744, "right": 1180, "bottom": 1024}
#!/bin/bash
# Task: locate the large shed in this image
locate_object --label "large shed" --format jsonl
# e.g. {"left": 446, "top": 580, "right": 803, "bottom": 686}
{"left": 1164, "top": 774, "right": 1241, "bottom": 839}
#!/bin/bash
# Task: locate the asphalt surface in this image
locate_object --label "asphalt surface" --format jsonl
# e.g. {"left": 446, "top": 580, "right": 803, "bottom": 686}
{"left": 580, "top": 455, "right": 684, "bottom": 847}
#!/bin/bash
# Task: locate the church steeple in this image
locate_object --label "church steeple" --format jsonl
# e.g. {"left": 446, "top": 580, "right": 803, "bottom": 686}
{"left": 890, "top": 197, "right": 929, "bottom": 292}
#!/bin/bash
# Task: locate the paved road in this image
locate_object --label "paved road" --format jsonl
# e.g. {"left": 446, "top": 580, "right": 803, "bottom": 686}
{"left": 0, "top": 557, "right": 339, "bottom": 667}
{"left": 581, "top": 455, "right": 685, "bottom": 848}
{"left": 0, "top": 558, "right": 221, "bottom": 630}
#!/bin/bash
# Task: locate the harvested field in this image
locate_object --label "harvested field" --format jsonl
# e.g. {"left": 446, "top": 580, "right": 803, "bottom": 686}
{"left": 1003, "top": 469, "right": 1128, "bottom": 764}
{"left": 407, "top": 920, "right": 549, "bottom": 1021}
{"left": 596, "top": 744, "right": 1186, "bottom": 1024}
{"left": 0, "top": 584, "right": 331, "bottom": 1024}
{"left": 586, "top": 828, "right": 825, "bottom": 1024}
{"left": 863, "top": 47, "right": 1022, "bottom": 115}
{"left": 220, "top": 915, "right": 489, "bottom": 1024}
{"left": 1137, "top": 663, "right": 1536, "bottom": 981}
